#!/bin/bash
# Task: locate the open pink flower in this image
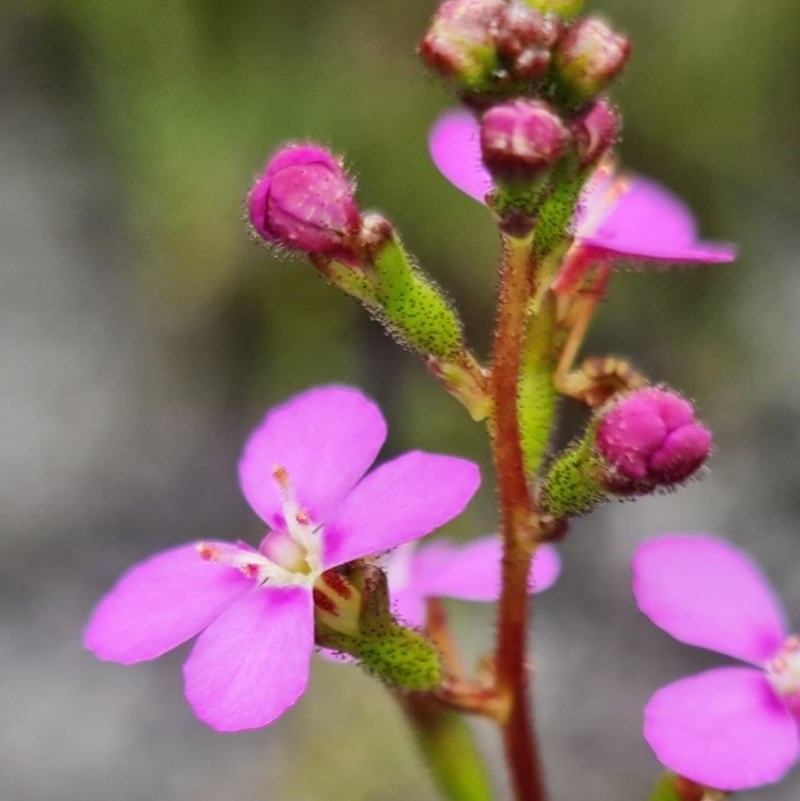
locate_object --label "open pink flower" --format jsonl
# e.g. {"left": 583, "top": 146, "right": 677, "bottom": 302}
{"left": 632, "top": 535, "right": 800, "bottom": 790}
{"left": 389, "top": 536, "right": 561, "bottom": 626}
{"left": 84, "top": 385, "right": 480, "bottom": 732}
{"left": 429, "top": 109, "right": 736, "bottom": 281}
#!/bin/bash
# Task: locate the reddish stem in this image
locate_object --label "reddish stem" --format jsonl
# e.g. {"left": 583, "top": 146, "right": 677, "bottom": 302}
{"left": 490, "top": 235, "right": 548, "bottom": 801}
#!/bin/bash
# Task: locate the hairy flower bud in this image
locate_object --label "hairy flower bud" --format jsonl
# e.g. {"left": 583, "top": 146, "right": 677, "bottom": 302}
{"left": 569, "top": 98, "right": 619, "bottom": 168}
{"left": 596, "top": 387, "right": 711, "bottom": 490}
{"left": 420, "top": 0, "right": 505, "bottom": 90}
{"left": 555, "top": 18, "right": 631, "bottom": 102}
{"left": 480, "top": 99, "right": 568, "bottom": 179}
{"left": 248, "top": 144, "right": 361, "bottom": 258}
{"left": 491, "top": 2, "right": 561, "bottom": 81}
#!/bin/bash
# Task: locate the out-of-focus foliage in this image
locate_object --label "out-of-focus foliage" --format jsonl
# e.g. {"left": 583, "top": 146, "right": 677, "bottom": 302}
{"left": 11, "top": 0, "right": 800, "bottom": 409}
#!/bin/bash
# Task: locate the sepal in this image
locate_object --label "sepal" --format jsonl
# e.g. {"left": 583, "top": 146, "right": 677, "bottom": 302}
{"left": 541, "top": 433, "right": 607, "bottom": 517}
{"left": 521, "top": 0, "right": 584, "bottom": 19}
{"left": 316, "top": 564, "right": 442, "bottom": 691}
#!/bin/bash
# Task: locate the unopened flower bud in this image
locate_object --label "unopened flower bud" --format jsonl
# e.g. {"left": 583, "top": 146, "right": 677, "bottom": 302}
{"left": 480, "top": 99, "right": 568, "bottom": 179}
{"left": 596, "top": 387, "right": 711, "bottom": 490}
{"left": 248, "top": 144, "right": 361, "bottom": 258}
{"left": 555, "top": 18, "right": 631, "bottom": 102}
{"left": 491, "top": 2, "right": 561, "bottom": 81}
{"left": 420, "top": 0, "right": 505, "bottom": 90}
{"left": 569, "top": 98, "right": 619, "bottom": 168}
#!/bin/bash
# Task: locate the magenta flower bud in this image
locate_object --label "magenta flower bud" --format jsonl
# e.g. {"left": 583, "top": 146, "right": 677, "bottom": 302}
{"left": 419, "top": 0, "right": 505, "bottom": 89}
{"left": 491, "top": 2, "right": 561, "bottom": 81}
{"left": 569, "top": 98, "right": 619, "bottom": 168}
{"left": 480, "top": 99, "right": 568, "bottom": 179}
{"left": 248, "top": 144, "right": 361, "bottom": 258}
{"left": 556, "top": 18, "right": 631, "bottom": 101}
{"left": 596, "top": 387, "right": 712, "bottom": 489}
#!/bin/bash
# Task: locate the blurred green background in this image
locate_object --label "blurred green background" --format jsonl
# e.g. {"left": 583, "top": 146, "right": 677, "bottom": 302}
{"left": 2, "top": 0, "right": 800, "bottom": 799}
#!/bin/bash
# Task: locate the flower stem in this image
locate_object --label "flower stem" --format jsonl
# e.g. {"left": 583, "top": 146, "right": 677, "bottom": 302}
{"left": 490, "top": 233, "right": 549, "bottom": 801}
{"left": 397, "top": 692, "right": 494, "bottom": 801}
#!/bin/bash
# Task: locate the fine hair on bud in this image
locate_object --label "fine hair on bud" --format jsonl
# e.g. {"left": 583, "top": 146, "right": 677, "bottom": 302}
{"left": 419, "top": 0, "right": 505, "bottom": 90}
{"left": 569, "top": 98, "right": 620, "bottom": 168}
{"left": 248, "top": 143, "right": 362, "bottom": 262}
{"left": 554, "top": 17, "right": 631, "bottom": 104}
{"left": 595, "top": 386, "right": 712, "bottom": 493}
{"left": 480, "top": 99, "right": 568, "bottom": 181}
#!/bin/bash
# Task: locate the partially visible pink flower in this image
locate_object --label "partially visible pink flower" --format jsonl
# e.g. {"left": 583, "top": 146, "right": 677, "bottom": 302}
{"left": 389, "top": 536, "right": 561, "bottom": 626}
{"left": 428, "top": 109, "right": 736, "bottom": 273}
{"left": 84, "top": 385, "right": 480, "bottom": 731}
{"left": 632, "top": 535, "right": 800, "bottom": 790}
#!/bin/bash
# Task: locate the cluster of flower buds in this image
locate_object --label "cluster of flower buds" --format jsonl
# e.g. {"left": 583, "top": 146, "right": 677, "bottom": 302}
{"left": 542, "top": 387, "right": 713, "bottom": 518}
{"left": 421, "top": 0, "right": 628, "bottom": 225}
{"left": 420, "top": 0, "right": 630, "bottom": 111}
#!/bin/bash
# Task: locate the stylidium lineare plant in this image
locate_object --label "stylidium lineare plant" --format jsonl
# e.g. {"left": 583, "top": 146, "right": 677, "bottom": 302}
{"left": 82, "top": 2, "right": 762, "bottom": 800}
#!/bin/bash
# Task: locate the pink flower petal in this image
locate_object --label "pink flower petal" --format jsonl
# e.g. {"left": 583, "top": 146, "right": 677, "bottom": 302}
{"left": 386, "top": 542, "right": 419, "bottom": 595}
{"left": 529, "top": 543, "right": 561, "bottom": 593}
{"left": 633, "top": 535, "right": 787, "bottom": 665}
{"left": 316, "top": 648, "right": 357, "bottom": 665}
{"left": 321, "top": 451, "right": 480, "bottom": 568}
{"left": 392, "top": 587, "right": 427, "bottom": 628}
{"left": 421, "top": 538, "right": 560, "bottom": 601}
{"left": 413, "top": 540, "right": 459, "bottom": 583}
{"left": 429, "top": 109, "right": 492, "bottom": 203}
{"left": 580, "top": 177, "right": 736, "bottom": 263}
{"left": 183, "top": 587, "right": 313, "bottom": 731}
{"left": 644, "top": 667, "right": 798, "bottom": 790}
{"left": 239, "top": 385, "right": 386, "bottom": 528}
{"left": 386, "top": 541, "right": 455, "bottom": 627}
{"left": 84, "top": 543, "right": 254, "bottom": 664}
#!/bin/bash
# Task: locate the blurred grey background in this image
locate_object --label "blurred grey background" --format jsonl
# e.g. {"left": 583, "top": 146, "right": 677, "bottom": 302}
{"left": 2, "top": 0, "right": 799, "bottom": 799}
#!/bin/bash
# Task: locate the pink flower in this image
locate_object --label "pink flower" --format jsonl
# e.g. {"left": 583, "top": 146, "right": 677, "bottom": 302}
{"left": 84, "top": 385, "right": 480, "bottom": 732}
{"left": 389, "top": 536, "right": 562, "bottom": 626}
{"left": 632, "top": 535, "right": 800, "bottom": 790}
{"left": 428, "top": 109, "right": 736, "bottom": 271}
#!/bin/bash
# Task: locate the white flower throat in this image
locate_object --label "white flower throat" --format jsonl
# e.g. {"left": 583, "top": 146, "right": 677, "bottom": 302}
{"left": 765, "top": 635, "right": 800, "bottom": 713}
{"left": 197, "top": 464, "right": 360, "bottom": 634}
